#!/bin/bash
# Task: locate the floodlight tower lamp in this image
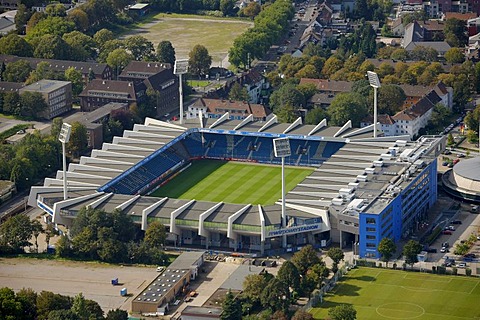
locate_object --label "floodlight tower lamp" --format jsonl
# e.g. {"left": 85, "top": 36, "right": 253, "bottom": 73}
{"left": 367, "top": 71, "right": 381, "bottom": 138}
{"left": 58, "top": 123, "right": 72, "bottom": 200}
{"left": 174, "top": 59, "right": 189, "bottom": 124}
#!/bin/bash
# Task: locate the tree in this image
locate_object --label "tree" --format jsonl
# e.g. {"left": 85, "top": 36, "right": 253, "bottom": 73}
{"left": 3, "top": 60, "right": 32, "bottom": 82}
{"left": 242, "top": 273, "right": 270, "bottom": 304}
{"left": 34, "top": 34, "right": 69, "bottom": 60}
{"left": 51, "top": 117, "right": 63, "bottom": 138}
{"left": 228, "top": 82, "right": 249, "bottom": 101}
{"left": 125, "top": 35, "right": 155, "bottom": 61}
{"left": 188, "top": 44, "right": 212, "bottom": 77}
{"left": 305, "top": 108, "right": 327, "bottom": 125}
{"left": 221, "top": 290, "right": 241, "bottom": 320}
{"left": 277, "top": 261, "right": 300, "bottom": 295}
{"left": 409, "top": 46, "right": 438, "bottom": 62}
{"left": 72, "top": 293, "right": 89, "bottom": 320}
{"left": 156, "top": 40, "right": 176, "bottom": 65}
{"left": 292, "top": 310, "right": 314, "bottom": 320}
{"left": 0, "top": 287, "right": 23, "bottom": 319}
{"left": 0, "top": 214, "right": 33, "bottom": 252}
{"left": 277, "top": 104, "right": 298, "bottom": 123}
{"left": 36, "top": 291, "right": 73, "bottom": 320}
{"left": 260, "top": 278, "right": 289, "bottom": 312}
{"left": 67, "top": 8, "right": 89, "bottom": 32}
{"left": 328, "top": 304, "right": 357, "bottom": 320}
{"left": 375, "top": 84, "right": 406, "bottom": 115}
{"left": 16, "top": 288, "right": 37, "bottom": 320}
{"left": 105, "top": 309, "right": 128, "bottom": 320}
{"left": 0, "top": 34, "right": 33, "bottom": 57}
{"left": 19, "top": 91, "right": 48, "bottom": 118}
{"left": 445, "top": 47, "right": 465, "bottom": 64}
{"left": 93, "top": 29, "right": 114, "bottom": 48}
{"left": 67, "top": 122, "right": 88, "bottom": 158}
{"left": 322, "top": 56, "right": 343, "bottom": 78}
{"left": 269, "top": 83, "right": 305, "bottom": 111}
{"left": 47, "top": 309, "right": 80, "bottom": 320}
{"left": 31, "top": 219, "right": 43, "bottom": 253}
{"left": 14, "top": 4, "right": 31, "bottom": 35}
{"left": 243, "top": 2, "right": 261, "bottom": 19}
{"left": 327, "top": 92, "right": 368, "bottom": 127}
{"left": 444, "top": 18, "right": 468, "bottom": 47}
{"left": 220, "top": 0, "right": 235, "bottom": 16}
{"left": 63, "top": 31, "right": 96, "bottom": 61}
{"left": 144, "top": 221, "right": 166, "bottom": 249}
{"left": 447, "top": 132, "right": 455, "bottom": 146}
{"left": 65, "top": 67, "right": 84, "bottom": 97}
{"left": 307, "top": 262, "right": 330, "bottom": 290}
{"left": 327, "top": 247, "right": 344, "bottom": 273}
{"left": 378, "top": 238, "right": 396, "bottom": 267}
{"left": 291, "top": 245, "right": 320, "bottom": 275}
{"left": 26, "top": 16, "right": 75, "bottom": 43}
{"left": 45, "top": 3, "right": 66, "bottom": 17}
{"left": 106, "top": 49, "right": 133, "bottom": 79}
{"left": 403, "top": 239, "right": 422, "bottom": 267}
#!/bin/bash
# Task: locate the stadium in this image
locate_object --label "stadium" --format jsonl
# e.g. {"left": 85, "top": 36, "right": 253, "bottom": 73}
{"left": 29, "top": 114, "right": 445, "bottom": 258}
{"left": 442, "top": 157, "right": 480, "bottom": 203}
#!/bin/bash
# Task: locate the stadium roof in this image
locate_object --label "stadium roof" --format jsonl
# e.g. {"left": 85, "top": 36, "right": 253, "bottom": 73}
{"left": 29, "top": 115, "right": 443, "bottom": 236}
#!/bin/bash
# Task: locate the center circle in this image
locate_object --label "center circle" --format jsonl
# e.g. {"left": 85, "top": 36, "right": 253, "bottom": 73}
{"left": 376, "top": 302, "right": 425, "bottom": 319}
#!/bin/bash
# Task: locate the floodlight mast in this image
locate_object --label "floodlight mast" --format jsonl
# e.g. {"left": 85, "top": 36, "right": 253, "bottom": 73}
{"left": 174, "top": 59, "right": 189, "bottom": 124}
{"left": 367, "top": 71, "right": 381, "bottom": 138}
{"left": 58, "top": 123, "right": 72, "bottom": 200}
{"left": 273, "top": 137, "right": 291, "bottom": 248}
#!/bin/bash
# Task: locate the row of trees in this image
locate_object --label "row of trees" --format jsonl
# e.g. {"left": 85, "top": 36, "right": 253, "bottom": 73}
{"left": 0, "top": 287, "right": 127, "bottom": 320}
{"left": 229, "top": 0, "right": 295, "bottom": 68}
{"left": 221, "top": 245, "right": 347, "bottom": 319}
{"left": 0, "top": 90, "right": 47, "bottom": 119}
{"left": 55, "top": 207, "right": 169, "bottom": 265}
{"left": 0, "top": 205, "right": 169, "bottom": 265}
{"left": 378, "top": 238, "right": 424, "bottom": 268}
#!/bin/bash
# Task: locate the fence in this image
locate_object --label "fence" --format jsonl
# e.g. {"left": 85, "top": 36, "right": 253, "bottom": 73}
{"left": 303, "top": 261, "right": 352, "bottom": 310}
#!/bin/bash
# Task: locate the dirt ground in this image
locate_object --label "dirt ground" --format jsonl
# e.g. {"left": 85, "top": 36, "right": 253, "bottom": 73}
{"left": 0, "top": 258, "right": 158, "bottom": 313}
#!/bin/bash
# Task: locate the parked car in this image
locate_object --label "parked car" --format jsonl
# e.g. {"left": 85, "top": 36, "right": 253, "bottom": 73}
{"left": 456, "top": 262, "right": 467, "bottom": 268}
{"left": 442, "top": 230, "right": 452, "bottom": 235}
{"left": 443, "top": 150, "right": 451, "bottom": 155}
{"left": 440, "top": 247, "right": 448, "bottom": 253}
{"left": 464, "top": 253, "right": 476, "bottom": 258}
{"left": 442, "top": 161, "right": 449, "bottom": 166}
{"left": 426, "top": 248, "right": 437, "bottom": 253}
{"left": 451, "top": 220, "right": 462, "bottom": 225}
{"left": 442, "top": 242, "right": 449, "bottom": 248}
{"left": 457, "top": 153, "right": 466, "bottom": 158}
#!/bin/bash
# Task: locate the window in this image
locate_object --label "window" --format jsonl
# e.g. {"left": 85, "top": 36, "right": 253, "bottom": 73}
{"left": 366, "top": 242, "right": 376, "bottom": 248}
{"left": 366, "top": 227, "right": 375, "bottom": 232}
{"left": 366, "top": 235, "right": 376, "bottom": 240}
{"left": 366, "top": 218, "right": 376, "bottom": 224}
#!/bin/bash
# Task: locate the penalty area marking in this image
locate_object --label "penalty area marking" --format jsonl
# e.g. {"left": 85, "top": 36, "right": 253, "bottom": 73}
{"left": 376, "top": 302, "right": 425, "bottom": 319}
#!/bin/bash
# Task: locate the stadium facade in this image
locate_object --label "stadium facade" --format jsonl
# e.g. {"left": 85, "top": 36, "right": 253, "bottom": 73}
{"left": 29, "top": 114, "right": 445, "bottom": 258}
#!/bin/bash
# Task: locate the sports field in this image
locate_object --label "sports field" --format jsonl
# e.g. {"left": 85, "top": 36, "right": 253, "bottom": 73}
{"left": 123, "top": 14, "right": 253, "bottom": 65}
{"left": 310, "top": 267, "right": 480, "bottom": 320}
{"left": 150, "top": 160, "right": 313, "bottom": 205}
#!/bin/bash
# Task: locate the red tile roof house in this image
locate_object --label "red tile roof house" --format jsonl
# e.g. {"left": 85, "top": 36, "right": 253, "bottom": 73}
{"left": 188, "top": 98, "right": 272, "bottom": 121}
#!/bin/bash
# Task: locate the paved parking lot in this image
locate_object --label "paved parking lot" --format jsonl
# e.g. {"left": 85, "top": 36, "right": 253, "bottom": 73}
{"left": 0, "top": 258, "right": 157, "bottom": 313}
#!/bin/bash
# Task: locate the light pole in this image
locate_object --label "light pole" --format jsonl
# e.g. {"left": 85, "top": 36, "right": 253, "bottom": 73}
{"left": 367, "top": 71, "right": 381, "bottom": 138}
{"left": 58, "top": 123, "right": 72, "bottom": 200}
{"left": 273, "top": 137, "right": 291, "bottom": 248}
{"left": 174, "top": 59, "right": 189, "bottom": 124}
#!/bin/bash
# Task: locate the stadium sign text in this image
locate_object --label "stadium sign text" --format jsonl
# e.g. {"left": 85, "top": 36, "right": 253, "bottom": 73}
{"left": 267, "top": 223, "right": 322, "bottom": 238}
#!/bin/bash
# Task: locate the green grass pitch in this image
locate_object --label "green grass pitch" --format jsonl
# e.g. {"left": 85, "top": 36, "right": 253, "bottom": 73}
{"left": 150, "top": 160, "right": 314, "bottom": 205}
{"left": 310, "top": 267, "right": 480, "bottom": 319}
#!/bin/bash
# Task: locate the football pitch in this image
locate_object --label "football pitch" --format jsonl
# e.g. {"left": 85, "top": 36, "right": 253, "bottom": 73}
{"left": 310, "top": 267, "right": 480, "bottom": 319}
{"left": 150, "top": 160, "right": 314, "bottom": 205}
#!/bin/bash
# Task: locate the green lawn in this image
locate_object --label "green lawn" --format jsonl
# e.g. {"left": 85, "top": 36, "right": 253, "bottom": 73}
{"left": 150, "top": 160, "right": 313, "bottom": 205}
{"left": 122, "top": 14, "right": 253, "bottom": 65}
{"left": 310, "top": 267, "right": 480, "bottom": 320}
{"left": 187, "top": 80, "right": 210, "bottom": 87}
